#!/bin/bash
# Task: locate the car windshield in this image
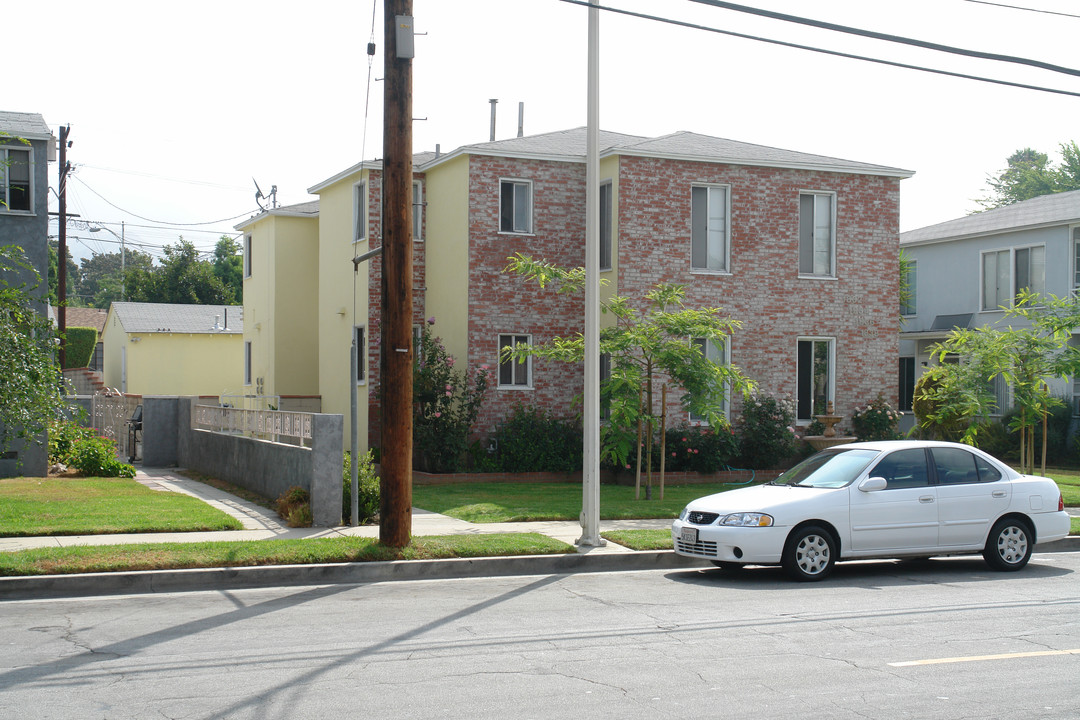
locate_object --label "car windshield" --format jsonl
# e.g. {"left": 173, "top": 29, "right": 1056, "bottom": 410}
{"left": 770, "top": 448, "right": 880, "bottom": 488}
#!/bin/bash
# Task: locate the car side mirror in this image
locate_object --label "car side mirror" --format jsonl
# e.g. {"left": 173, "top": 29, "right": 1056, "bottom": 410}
{"left": 859, "top": 477, "right": 888, "bottom": 492}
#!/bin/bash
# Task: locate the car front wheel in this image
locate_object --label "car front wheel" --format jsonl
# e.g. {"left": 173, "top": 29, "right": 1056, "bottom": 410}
{"left": 782, "top": 526, "right": 836, "bottom": 581}
{"left": 983, "top": 518, "right": 1033, "bottom": 571}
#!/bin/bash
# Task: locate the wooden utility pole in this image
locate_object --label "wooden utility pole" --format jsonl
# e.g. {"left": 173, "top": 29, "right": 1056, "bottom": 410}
{"left": 380, "top": 0, "right": 414, "bottom": 548}
{"left": 57, "top": 125, "right": 71, "bottom": 370}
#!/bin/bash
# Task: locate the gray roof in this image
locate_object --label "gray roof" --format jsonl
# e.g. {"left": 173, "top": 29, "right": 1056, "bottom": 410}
{"left": 901, "top": 189, "right": 1080, "bottom": 245}
{"left": 235, "top": 200, "right": 320, "bottom": 230}
{"left": 419, "top": 127, "right": 912, "bottom": 178}
{"left": 0, "top": 111, "right": 51, "bottom": 141}
{"left": 109, "top": 302, "right": 243, "bottom": 334}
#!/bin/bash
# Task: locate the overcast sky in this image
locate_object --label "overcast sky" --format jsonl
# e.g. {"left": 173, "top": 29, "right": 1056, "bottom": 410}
{"left": 14, "top": 0, "right": 1080, "bottom": 264}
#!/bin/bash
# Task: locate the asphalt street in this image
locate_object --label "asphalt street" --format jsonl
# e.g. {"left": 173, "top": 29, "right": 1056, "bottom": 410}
{"left": 2, "top": 551, "right": 1078, "bottom": 719}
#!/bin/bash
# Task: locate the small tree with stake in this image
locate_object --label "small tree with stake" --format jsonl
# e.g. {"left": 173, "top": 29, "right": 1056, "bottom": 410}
{"left": 504, "top": 253, "right": 752, "bottom": 499}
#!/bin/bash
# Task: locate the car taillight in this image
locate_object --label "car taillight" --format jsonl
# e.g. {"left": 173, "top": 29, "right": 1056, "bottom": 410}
{"left": 1061, "top": 493, "right": 1066, "bottom": 512}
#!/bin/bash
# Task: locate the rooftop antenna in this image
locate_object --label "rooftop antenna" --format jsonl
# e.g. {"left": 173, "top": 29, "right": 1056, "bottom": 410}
{"left": 253, "top": 178, "right": 278, "bottom": 212}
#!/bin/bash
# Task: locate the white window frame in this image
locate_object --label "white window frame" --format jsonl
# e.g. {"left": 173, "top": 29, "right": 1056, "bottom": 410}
{"left": 243, "top": 235, "right": 252, "bottom": 279}
{"left": 690, "top": 184, "right": 730, "bottom": 273}
{"left": 981, "top": 244, "right": 1045, "bottom": 311}
{"left": 413, "top": 180, "right": 424, "bottom": 242}
{"left": 353, "top": 180, "right": 367, "bottom": 243}
{"left": 498, "top": 333, "right": 533, "bottom": 389}
{"left": 244, "top": 341, "right": 253, "bottom": 386}
{"left": 900, "top": 258, "right": 916, "bottom": 316}
{"left": 798, "top": 191, "right": 836, "bottom": 278}
{"left": 796, "top": 336, "right": 835, "bottom": 423}
{"left": 354, "top": 325, "right": 367, "bottom": 384}
{"left": 1071, "top": 227, "right": 1080, "bottom": 296}
{"left": 499, "top": 178, "right": 533, "bottom": 234}
{"left": 689, "top": 336, "right": 730, "bottom": 423}
{"left": 0, "top": 145, "right": 33, "bottom": 214}
{"left": 600, "top": 180, "right": 613, "bottom": 271}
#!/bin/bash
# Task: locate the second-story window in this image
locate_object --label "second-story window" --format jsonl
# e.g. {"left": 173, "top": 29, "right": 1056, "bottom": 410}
{"left": 243, "top": 235, "right": 252, "bottom": 278}
{"left": 500, "top": 179, "right": 532, "bottom": 234}
{"left": 982, "top": 245, "right": 1045, "bottom": 310}
{"left": 691, "top": 185, "right": 729, "bottom": 272}
{"left": 413, "top": 180, "right": 423, "bottom": 242}
{"left": 900, "top": 258, "right": 916, "bottom": 316}
{"left": 353, "top": 181, "right": 367, "bottom": 243}
{"left": 600, "top": 181, "right": 612, "bottom": 270}
{"left": 0, "top": 146, "right": 31, "bottom": 212}
{"left": 798, "top": 192, "right": 835, "bottom": 277}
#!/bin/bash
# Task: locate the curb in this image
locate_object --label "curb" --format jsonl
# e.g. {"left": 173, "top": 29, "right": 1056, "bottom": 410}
{"left": 0, "top": 551, "right": 711, "bottom": 601}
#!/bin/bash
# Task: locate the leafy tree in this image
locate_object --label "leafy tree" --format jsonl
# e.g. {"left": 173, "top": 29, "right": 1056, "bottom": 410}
{"left": 928, "top": 290, "right": 1080, "bottom": 472}
{"left": 978, "top": 142, "right": 1080, "bottom": 209}
{"left": 0, "top": 244, "right": 66, "bottom": 457}
{"left": 126, "top": 238, "right": 232, "bottom": 305}
{"left": 212, "top": 236, "right": 243, "bottom": 303}
{"left": 73, "top": 248, "right": 154, "bottom": 308}
{"left": 504, "top": 253, "right": 752, "bottom": 497}
{"left": 47, "top": 240, "right": 79, "bottom": 308}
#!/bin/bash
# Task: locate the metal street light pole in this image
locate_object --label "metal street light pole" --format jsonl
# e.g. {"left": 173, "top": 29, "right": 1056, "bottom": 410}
{"left": 88, "top": 222, "right": 126, "bottom": 301}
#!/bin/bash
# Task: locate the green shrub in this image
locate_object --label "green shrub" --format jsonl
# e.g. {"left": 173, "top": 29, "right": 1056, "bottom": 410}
{"left": 276, "top": 485, "right": 312, "bottom": 528}
{"left": 343, "top": 450, "right": 381, "bottom": 524}
{"left": 63, "top": 327, "right": 98, "bottom": 369}
{"left": 49, "top": 417, "right": 97, "bottom": 465}
{"left": 69, "top": 434, "right": 135, "bottom": 478}
{"left": 736, "top": 392, "right": 797, "bottom": 469}
{"left": 484, "top": 404, "right": 583, "bottom": 473}
{"left": 851, "top": 393, "right": 902, "bottom": 441}
{"left": 663, "top": 424, "right": 739, "bottom": 473}
{"left": 980, "top": 398, "right": 1075, "bottom": 465}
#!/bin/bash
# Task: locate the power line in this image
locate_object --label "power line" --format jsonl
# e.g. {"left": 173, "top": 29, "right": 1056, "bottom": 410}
{"left": 558, "top": 0, "right": 1080, "bottom": 99}
{"left": 76, "top": 163, "right": 252, "bottom": 192}
{"left": 686, "top": 0, "right": 1080, "bottom": 78}
{"left": 71, "top": 175, "right": 259, "bottom": 225}
{"left": 963, "top": 0, "right": 1080, "bottom": 19}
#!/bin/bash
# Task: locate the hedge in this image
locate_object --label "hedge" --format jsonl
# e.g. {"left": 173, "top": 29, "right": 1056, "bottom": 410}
{"left": 64, "top": 326, "right": 98, "bottom": 369}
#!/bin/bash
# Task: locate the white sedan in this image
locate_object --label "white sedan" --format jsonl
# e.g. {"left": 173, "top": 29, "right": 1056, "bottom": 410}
{"left": 672, "top": 440, "right": 1071, "bottom": 581}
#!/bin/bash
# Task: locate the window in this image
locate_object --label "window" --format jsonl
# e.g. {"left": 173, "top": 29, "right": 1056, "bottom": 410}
{"left": 599, "top": 352, "right": 611, "bottom": 420}
{"left": 243, "top": 235, "right": 252, "bottom": 278}
{"left": 689, "top": 337, "right": 729, "bottom": 421}
{"left": 0, "top": 146, "right": 31, "bottom": 212}
{"left": 244, "top": 341, "right": 252, "bottom": 386}
{"left": 1073, "top": 228, "right": 1080, "bottom": 294}
{"left": 901, "top": 259, "right": 916, "bottom": 316}
{"left": 600, "top": 181, "right": 612, "bottom": 270}
{"left": 798, "top": 192, "right": 835, "bottom": 277}
{"left": 498, "top": 334, "right": 531, "bottom": 387}
{"left": 353, "top": 181, "right": 367, "bottom": 243}
{"left": 413, "top": 180, "right": 424, "bottom": 241}
{"left": 797, "top": 338, "right": 833, "bottom": 422}
{"left": 929, "top": 447, "right": 1000, "bottom": 485}
{"left": 354, "top": 326, "right": 366, "bottom": 383}
{"left": 989, "top": 374, "right": 1010, "bottom": 417}
{"left": 500, "top": 179, "right": 532, "bottom": 234}
{"left": 871, "top": 448, "right": 930, "bottom": 489}
{"left": 898, "top": 357, "right": 915, "bottom": 413}
{"left": 691, "top": 185, "right": 729, "bottom": 272}
{"left": 982, "top": 245, "right": 1045, "bottom": 310}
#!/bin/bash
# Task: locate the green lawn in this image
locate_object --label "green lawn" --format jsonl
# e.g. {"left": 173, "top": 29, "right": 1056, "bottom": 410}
{"left": 602, "top": 528, "right": 673, "bottom": 551}
{"left": 0, "top": 476, "right": 243, "bottom": 536}
{"left": 1046, "top": 471, "right": 1080, "bottom": 507}
{"left": 0, "top": 533, "right": 573, "bottom": 576}
{"left": 412, "top": 481, "right": 750, "bottom": 522}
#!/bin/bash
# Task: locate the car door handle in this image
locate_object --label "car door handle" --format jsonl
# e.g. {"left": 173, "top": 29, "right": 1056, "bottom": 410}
{"left": 919, "top": 495, "right": 935, "bottom": 504}
{"left": 992, "top": 490, "right": 1006, "bottom": 498}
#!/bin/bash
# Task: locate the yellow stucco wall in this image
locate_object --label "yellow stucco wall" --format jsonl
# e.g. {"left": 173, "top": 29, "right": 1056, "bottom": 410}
{"left": 242, "top": 213, "right": 320, "bottom": 399}
{"left": 423, "top": 154, "right": 470, "bottom": 364}
{"left": 102, "top": 322, "right": 243, "bottom": 396}
{"left": 316, "top": 169, "right": 371, "bottom": 450}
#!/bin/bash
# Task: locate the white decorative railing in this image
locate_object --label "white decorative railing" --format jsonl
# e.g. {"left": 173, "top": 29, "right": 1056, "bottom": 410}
{"left": 92, "top": 393, "right": 142, "bottom": 460}
{"left": 192, "top": 404, "right": 314, "bottom": 447}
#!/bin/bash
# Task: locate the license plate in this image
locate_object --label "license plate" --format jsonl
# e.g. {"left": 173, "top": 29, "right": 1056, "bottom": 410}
{"left": 680, "top": 527, "right": 698, "bottom": 544}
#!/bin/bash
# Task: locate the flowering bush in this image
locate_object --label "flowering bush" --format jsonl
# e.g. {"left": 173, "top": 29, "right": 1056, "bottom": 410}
{"left": 736, "top": 392, "right": 797, "bottom": 469}
{"left": 481, "top": 404, "right": 582, "bottom": 473}
{"left": 413, "top": 319, "right": 491, "bottom": 472}
{"left": 663, "top": 424, "right": 739, "bottom": 473}
{"left": 851, "top": 394, "right": 902, "bottom": 441}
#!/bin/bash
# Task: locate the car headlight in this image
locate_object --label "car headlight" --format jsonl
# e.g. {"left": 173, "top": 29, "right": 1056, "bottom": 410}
{"left": 679, "top": 506, "right": 689, "bottom": 521}
{"left": 720, "top": 512, "right": 774, "bottom": 527}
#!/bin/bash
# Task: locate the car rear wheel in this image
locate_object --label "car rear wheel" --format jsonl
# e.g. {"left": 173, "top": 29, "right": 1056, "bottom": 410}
{"left": 983, "top": 518, "right": 1033, "bottom": 571}
{"left": 782, "top": 526, "right": 836, "bottom": 581}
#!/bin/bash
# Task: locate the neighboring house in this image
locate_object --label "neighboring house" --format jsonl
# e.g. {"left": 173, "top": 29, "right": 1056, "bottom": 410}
{"left": 898, "top": 189, "right": 1080, "bottom": 425}
{"left": 101, "top": 302, "right": 244, "bottom": 397}
{"left": 0, "top": 111, "right": 54, "bottom": 478}
{"left": 66, "top": 306, "right": 108, "bottom": 371}
{"left": 235, "top": 201, "right": 321, "bottom": 412}
{"left": 246, "top": 127, "right": 912, "bottom": 452}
